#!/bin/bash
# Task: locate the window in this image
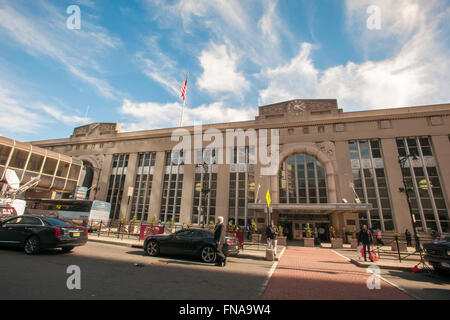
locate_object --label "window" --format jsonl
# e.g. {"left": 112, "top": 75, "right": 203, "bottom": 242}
{"left": 279, "top": 153, "right": 327, "bottom": 204}
{"left": 192, "top": 157, "right": 217, "bottom": 225}
{"left": 396, "top": 137, "right": 449, "bottom": 233}
{"left": 106, "top": 154, "right": 129, "bottom": 220}
{"left": 228, "top": 147, "right": 255, "bottom": 229}
{"left": 130, "top": 152, "right": 156, "bottom": 221}
{"left": 8, "top": 149, "right": 29, "bottom": 169}
{"left": 348, "top": 139, "right": 393, "bottom": 231}
{"left": 42, "top": 157, "right": 58, "bottom": 175}
{"left": 160, "top": 151, "right": 184, "bottom": 223}
{"left": 56, "top": 161, "right": 70, "bottom": 177}
{"left": 0, "top": 144, "right": 12, "bottom": 166}
{"left": 26, "top": 154, "right": 44, "bottom": 172}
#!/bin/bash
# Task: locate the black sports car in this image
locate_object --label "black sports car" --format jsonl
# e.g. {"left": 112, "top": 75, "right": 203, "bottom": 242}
{"left": 143, "top": 228, "right": 240, "bottom": 263}
{"left": 424, "top": 236, "right": 450, "bottom": 274}
{"left": 0, "top": 215, "right": 88, "bottom": 254}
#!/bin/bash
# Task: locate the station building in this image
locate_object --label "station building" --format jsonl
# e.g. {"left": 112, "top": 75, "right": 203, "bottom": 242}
{"left": 0, "top": 135, "right": 82, "bottom": 198}
{"left": 30, "top": 99, "right": 450, "bottom": 239}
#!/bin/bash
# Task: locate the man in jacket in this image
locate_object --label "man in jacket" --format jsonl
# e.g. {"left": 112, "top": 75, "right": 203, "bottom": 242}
{"left": 358, "top": 225, "right": 373, "bottom": 262}
{"left": 266, "top": 220, "right": 279, "bottom": 259}
{"left": 214, "top": 216, "right": 227, "bottom": 267}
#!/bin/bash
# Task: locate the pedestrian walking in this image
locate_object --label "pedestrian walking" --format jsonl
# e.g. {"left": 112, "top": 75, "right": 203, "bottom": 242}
{"left": 314, "top": 226, "right": 319, "bottom": 245}
{"left": 405, "top": 229, "right": 412, "bottom": 247}
{"left": 376, "top": 229, "right": 385, "bottom": 246}
{"left": 357, "top": 225, "right": 373, "bottom": 262}
{"left": 246, "top": 221, "right": 252, "bottom": 240}
{"left": 214, "top": 216, "right": 227, "bottom": 267}
{"left": 266, "top": 220, "right": 279, "bottom": 259}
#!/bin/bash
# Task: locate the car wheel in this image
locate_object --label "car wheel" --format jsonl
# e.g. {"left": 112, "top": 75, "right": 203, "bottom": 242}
{"left": 201, "top": 246, "right": 216, "bottom": 263}
{"left": 62, "top": 247, "right": 74, "bottom": 253}
{"left": 24, "top": 236, "right": 40, "bottom": 255}
{"left": 145, "top": 240, "right": 160, "bottom": 256}
{"left": 432, "top": 265, "right": 450, "bottom": 275}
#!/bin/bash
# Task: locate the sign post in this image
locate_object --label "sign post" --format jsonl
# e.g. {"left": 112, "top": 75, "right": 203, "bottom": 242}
{"left": 266, "top": 189, "right": 271, "bottom": 226}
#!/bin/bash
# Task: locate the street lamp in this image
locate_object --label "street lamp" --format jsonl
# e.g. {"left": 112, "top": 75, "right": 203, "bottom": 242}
{"left": 197, "top": 162, "right": 211, "bottom": 228}
{"left": 398, "top": 152, "right": 421, "bottom": 252}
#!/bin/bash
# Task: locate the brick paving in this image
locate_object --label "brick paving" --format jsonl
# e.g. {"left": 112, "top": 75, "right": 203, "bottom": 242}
{"left": 262, "top": 247, "right": 414, "bottom": 300}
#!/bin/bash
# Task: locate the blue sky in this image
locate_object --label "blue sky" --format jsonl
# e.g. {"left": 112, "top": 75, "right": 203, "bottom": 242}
{"left": 0, "top": 0, "right": 448, "bottom": 141}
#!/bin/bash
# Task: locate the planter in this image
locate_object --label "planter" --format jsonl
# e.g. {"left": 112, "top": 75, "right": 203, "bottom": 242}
{"left": 251, "top": 234, "right": 262, "bottom": 243}
{"left": 331, "top": 238, "right": 343, "bottom": 249}
{"left": 350, "top": 238, "right": 358, "bottom": 249}
{"left": 391, "top": 241, "right": 408, "bottom": 252}
{"left": 277, "top": 236, "right": 287, "bottom": 246}
{"left": 303, "top": 238, "right": 315, "bottom": 247}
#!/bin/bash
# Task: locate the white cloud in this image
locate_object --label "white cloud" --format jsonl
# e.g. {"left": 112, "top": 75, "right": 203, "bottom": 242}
{"left": 258, "top": 0, "right": 450, "bottom": 110}
{"left": 135, "top": 37, "right": 182, "bottom": 98}
{"left": 0, "top": 0, "right": 121, "bottom": 100}
{"left": 0, "top": 86, "right": 44, "bottom": 135}
{"left": 41, "top": 105, "right": 92, "bottom": 126}
{"left": 119, "top": 99, "right": 256, "bottom": 131}
{"left": 197, "top": 43, "right": 250, "bottom": 95}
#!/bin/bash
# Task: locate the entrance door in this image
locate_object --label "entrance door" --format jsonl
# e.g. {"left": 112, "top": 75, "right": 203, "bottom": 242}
{"left": 316, "top": 223, "right": 330, "bottom": 242}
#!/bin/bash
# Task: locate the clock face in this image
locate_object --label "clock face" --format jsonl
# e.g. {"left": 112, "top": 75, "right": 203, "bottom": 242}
{"left": 287, "top": 101, "right": 306, "bottom": 113}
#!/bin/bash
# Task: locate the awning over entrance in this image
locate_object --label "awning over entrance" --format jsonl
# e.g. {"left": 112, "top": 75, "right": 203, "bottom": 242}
{"left": 248, "top": 203, "right": 372, "bottom": 214}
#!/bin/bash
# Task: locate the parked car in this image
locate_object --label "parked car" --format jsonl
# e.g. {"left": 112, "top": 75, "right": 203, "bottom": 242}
{"left": 0, "top": 205, "right": 17, "bottom": 221}
{"left": 0, "top": 215, "right": 88, "bottom": 254}
{"left": 423, "top": 236, "right": 450, "bottom": 274}
{"left": 144, "top": 228, "right": 240, "bottom": 263}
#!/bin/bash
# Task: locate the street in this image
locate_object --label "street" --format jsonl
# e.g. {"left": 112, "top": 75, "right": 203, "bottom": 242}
{"left": 0, "top": 242, "right": 274, "bottom": 300}
{"left": 1, "top": 242, "right": 449, "bottom": 300}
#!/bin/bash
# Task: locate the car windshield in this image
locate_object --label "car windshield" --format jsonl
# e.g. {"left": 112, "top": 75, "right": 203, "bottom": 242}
{"left": 41, "top": 217, "right": 73, "bottom": 227}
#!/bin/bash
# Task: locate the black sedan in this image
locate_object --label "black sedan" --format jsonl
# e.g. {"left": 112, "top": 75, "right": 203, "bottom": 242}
{"left": 0, "top": 215, "right": 88, "bottom": 254}
{"left": 144, "top": 228, "right": 240, "bottom": 263}
{"left": 424, "top": 236, "right": 450, "bottom": 274}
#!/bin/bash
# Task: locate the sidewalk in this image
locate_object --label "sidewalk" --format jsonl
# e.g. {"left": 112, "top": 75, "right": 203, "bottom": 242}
{"left": 262, "top": 247, "right": 414, "bottom": 300}
{"left": 88, "top": 234, "right": 144, "bottom": 248}
{"left": 332, "top": 246, "right": 427, "bottom": 271}
{"left": 87, "top": 234, "right": 283, "bottom": 261}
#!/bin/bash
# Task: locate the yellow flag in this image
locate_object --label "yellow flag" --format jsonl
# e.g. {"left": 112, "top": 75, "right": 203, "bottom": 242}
{"left": 266, "top": 189, "right": 271, "bottom": 207}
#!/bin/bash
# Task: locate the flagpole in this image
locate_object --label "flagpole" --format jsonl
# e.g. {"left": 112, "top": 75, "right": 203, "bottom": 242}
{"left": 179, "top": 98, "right": 185, "bottom": 127}
{"left": 179, "top": 72, "right": 188, "bottom": 127}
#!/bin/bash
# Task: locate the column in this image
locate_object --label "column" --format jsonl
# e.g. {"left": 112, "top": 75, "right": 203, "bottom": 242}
{"left": 95, "top": 154, "right": 113, "bottom": 201}
{"left": 119, "top": 153, "right": 138, "bottom": 221}
{"left": 215, "top": 164, "right": 230, "bottom": 222}
{"left": 381, "top": 138, "right": 413, "bottom": 232}
{"left": 180, "top": 164, "right": 195, "bottom": 224}
{"left": 148, "top": 151, "right": 166, "bottom": 221}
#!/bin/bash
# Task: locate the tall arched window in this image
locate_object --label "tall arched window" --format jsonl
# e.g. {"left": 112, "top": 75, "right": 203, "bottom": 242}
{"left": 279, "top": 153, "right": 328, "bottom": 204}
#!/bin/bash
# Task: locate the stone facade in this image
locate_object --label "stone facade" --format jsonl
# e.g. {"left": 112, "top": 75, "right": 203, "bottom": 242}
{"left": 30, "top": 100, "right": 450, "bottom": 237}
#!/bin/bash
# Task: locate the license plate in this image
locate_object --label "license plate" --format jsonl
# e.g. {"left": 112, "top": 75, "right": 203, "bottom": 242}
{"left": 441, "top": 262, "right": 450, "bottom": 268}
{"left": 72, "top": 232, "right": 80, "bottom": 237}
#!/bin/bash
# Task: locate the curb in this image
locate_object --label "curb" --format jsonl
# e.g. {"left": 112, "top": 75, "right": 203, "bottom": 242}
{"left": 348, "top": 258, "right": 417, "bottom": 272}
{"left": 332, "top": 250, "right": 420, "bottom": 300}
{"left": 259, "top": 246, "right": 287, "bottom": 298}
{"left": 88, "top": 238, "right": 143, "bottom": 249}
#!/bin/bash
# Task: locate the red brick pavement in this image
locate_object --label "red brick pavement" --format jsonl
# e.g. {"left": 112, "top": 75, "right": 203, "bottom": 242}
{"left": 262, "top": 247, "right": 413, "bottom": 300}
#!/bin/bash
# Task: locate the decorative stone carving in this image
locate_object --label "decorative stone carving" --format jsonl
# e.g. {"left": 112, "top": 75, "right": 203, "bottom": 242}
{"left": 316, "top": 141, "right": 335, "bottom": 159}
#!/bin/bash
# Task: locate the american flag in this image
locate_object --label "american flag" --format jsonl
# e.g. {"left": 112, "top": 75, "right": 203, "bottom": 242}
{"left": 180, "top": 73, "right": 188, "bottom": 102}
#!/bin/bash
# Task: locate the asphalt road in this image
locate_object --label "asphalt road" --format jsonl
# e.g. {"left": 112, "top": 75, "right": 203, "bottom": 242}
{"left": 0, "top": 242, "right": 275, "bottom": 300}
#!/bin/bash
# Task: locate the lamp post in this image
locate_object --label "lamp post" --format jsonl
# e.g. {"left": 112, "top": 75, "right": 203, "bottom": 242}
{"left": 196, "top": 162, "right": 210, "bottom": 228}
{"left": 398, "top": 152, "right": 421, "bottom": 251}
